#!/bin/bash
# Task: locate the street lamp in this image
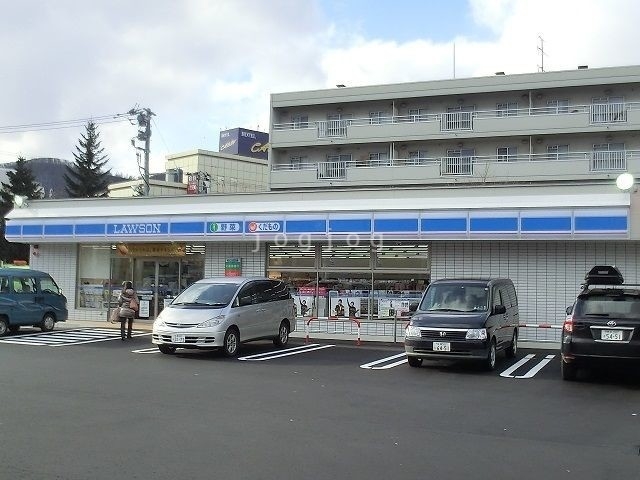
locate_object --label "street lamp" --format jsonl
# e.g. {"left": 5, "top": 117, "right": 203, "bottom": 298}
{"left": 616, "top": 173, "right": 635, "bottom": 192}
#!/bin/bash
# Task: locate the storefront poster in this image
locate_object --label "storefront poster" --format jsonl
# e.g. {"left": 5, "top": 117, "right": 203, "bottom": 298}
{"left": 225, "top": 258, "right": 242, "bottom": 277}
{"left": 329, "top": 294, "right": 363, "bottom": 318}
{"left": 293, "top": 295, "right": 314, "bottom": 317}
{"left": 138, "top": 298, "right": 150, "bottom": 318}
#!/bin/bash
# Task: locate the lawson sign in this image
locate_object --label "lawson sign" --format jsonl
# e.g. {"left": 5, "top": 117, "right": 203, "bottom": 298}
{"left": 109, "top": 222, "right": 169, "bottom": 235}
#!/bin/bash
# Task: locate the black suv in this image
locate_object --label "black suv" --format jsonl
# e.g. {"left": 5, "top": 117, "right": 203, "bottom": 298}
{"left": 561, "top": 265, "right": 640, "bottom": 380}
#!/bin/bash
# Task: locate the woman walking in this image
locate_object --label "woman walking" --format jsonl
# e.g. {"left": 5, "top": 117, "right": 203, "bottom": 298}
{"left": 118, "top": 281, "right": 138, "bottom": 340}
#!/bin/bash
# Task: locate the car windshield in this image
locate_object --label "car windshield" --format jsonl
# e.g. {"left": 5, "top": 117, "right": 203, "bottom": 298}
{"left": 575, "top": 294, "right": 640, "bottom": 319}
{"left": 419, "top": 284, "right": 489, "bottom": 312}
{"left": 171, "top": 282, "right": 239, "bottom": 307}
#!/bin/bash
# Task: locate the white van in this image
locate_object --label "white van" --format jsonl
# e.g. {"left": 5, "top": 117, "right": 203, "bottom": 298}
{"left": 152, "top": 277, "right": 295, "bottom": 356}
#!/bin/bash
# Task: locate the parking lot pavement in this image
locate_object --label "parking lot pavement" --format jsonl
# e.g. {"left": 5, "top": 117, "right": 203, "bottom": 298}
{"left": 1, "top": 331, "right": 639, "bottom": 480}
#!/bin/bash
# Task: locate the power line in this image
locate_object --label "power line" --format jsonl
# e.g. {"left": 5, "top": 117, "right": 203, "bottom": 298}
{"left": 151, "top": 117, "right": 171, "bottom": 153}
{"left": 0, "top": 113, "right": 133, "bottom": 134}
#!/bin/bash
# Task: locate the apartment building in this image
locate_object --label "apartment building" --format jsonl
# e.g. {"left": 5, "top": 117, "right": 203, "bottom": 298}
{"left": 269, "top": 65, "right": 639, "bottom": 190}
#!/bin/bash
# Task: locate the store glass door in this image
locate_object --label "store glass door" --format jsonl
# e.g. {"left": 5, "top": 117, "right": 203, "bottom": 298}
{"left": 133, "top": 259, "right": 181, "bottom": 319}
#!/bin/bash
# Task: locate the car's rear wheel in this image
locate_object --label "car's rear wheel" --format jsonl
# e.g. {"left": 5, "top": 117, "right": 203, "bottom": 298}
{"left": 485, "top": 339, "right": 497, "bottom": 370}
{"left": 0, "top": 318, "right": 8, "bottom": 336}
{"left": 158, "top": 344, "right": 176, "bottom": 355}
{"left": 273, "top": 320, "right": 290, "bottom": 347}
{"left": 223, "top": 328, "right": 240, "bottom": 357}
{"left": 561, "top": 359, "right": 577, "bottom": 381}
{"left": 505, "top": 331, "right": 518, "bottom": 358}
{"left": 40, "top": 314, "right": 55, "bottom": 332}
{"left": 407, "top": 356, "right": 422, "bottom": 368}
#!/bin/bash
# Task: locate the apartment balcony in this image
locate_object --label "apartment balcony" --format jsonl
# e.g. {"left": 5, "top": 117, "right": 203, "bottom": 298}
{"left": 269, "top": 150, "right": 640, "bottom": 189}
{"left": 271, "top": 103, "right": 640, "bottom": 148}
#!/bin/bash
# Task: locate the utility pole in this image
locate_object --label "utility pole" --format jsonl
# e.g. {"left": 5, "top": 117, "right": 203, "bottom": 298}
{"left": 128, "top": 107, "right": 155, "bottom": 196}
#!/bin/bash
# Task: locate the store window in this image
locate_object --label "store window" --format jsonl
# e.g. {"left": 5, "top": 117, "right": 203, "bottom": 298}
{"left": 268, "top": 242, "right": 429, "bottom": 320}
{"left": 76, "top": 243, "right": 205, "bottom": 312}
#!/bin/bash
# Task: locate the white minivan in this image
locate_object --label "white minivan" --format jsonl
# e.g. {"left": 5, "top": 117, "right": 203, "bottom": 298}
{"left": 152, "top": 277, "right": 295, "bottom": 356}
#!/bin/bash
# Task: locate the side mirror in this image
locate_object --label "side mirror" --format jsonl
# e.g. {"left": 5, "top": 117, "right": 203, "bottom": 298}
{"left": 566, "top": 306, "right": 573, "bottom": 315}
{"left": 238, "top": 295, "right": 253, "bottom": 307}
{"left": 409, "top": 302, "right": 419, "bottom": 313}
{"left": 493, "top": 304, "right": 506, "bottom": 315}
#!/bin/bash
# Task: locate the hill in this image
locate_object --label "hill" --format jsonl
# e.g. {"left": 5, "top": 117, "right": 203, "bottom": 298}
{"left": 0, "top": 158, "right": 132, "bottom": 198}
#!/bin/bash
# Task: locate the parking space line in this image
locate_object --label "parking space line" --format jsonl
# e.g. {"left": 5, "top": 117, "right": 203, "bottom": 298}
{"left": 360, "top": 352, "right": 407, "bottom": 369}
{"left": 500, "top": 354, "right": 556, "bottom": 379}
{"left": 499, "top": 354, "right": 536, "bottom": 377}
{"left": 132, "top": 347, "right": 161, "bottom": 354}
{"left": 514, "top": 355, "right": 556, "bottom": 379}
{"left": 238, "top": 344, "right": 335, "bottom": 361}
{"left": 0, "top": 329, "right": 149, "bottom": 346}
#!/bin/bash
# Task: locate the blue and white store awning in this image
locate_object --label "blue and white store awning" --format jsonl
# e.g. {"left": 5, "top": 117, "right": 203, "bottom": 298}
{"left": 4, "top": 186, "right": 631, "bottom": 243}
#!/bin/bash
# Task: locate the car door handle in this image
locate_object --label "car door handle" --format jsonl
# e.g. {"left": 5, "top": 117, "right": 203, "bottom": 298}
{"left": 256, "top": 308, "right": 266, "bottom": 313}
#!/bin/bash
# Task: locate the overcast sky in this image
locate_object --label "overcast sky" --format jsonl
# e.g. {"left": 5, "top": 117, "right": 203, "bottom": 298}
{"left": 1, "top": 0, "right": 639, "bottom": 177}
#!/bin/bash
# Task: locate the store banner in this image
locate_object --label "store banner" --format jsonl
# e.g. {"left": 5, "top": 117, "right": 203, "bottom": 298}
{"left": 116, "top": 243, "right": 186, "bottom": 257}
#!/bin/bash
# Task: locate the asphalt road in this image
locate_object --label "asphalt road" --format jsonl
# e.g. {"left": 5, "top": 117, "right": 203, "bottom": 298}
{"left": 0, "top": 327, "right": 638, "bottom": 480}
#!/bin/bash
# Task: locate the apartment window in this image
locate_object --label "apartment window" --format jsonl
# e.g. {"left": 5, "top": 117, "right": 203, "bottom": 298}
{"left": 322, "top": 113, "right": 349, "bottom": 137}
{"left": 443, "top": 149, "right": 475, "bottom": 175}
{"left": 408, "top": 108, "right": 428, "bottom": 122}
{"left": 592, "top": 143, "right": 626, "bottom": 171}
{"left": 496, "top": 102, "right": 518, "bottom": 117}
{"left": 320, "top": 154, "right": 351, "bottom": 179}
{"left": 369, "top": 111, "right": 386, "bottom": 124}
{"left": 369, "top": 152, "right": 390, "bottom": 167}
{"left": 497, "top": 146, "right": 518, "bottom": 162}
{"left": 290, "top": 156, "right": 307, "bottom": 170}
{"left": 591, "top": 96, "right": 626, "bottom": 123}
{"left": 408, "top": 150, "right": 428, "bottom": 165}
{"left": 547, "top": 144, "right": 569, "bottom": 160}
{"left": 547, "top": 99, "right": 569, "bottom": 114}
{"left": 442, "top": 105, "right": 474, "bottom": 130}
{"left": 291, "top": 115, "right": 309, "bottom": 129}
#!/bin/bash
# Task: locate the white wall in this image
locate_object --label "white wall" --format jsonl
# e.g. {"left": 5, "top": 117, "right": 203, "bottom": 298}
{"left": 430, "top": 240, "right": 640, "bottom": 342}
{"left": 205, "top": 242, "right": 266, "bottom": 277}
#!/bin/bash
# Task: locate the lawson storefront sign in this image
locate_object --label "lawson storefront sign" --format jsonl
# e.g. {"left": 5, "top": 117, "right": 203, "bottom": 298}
{"left": 4, "top": 208, "right": 630, "bottom": 242}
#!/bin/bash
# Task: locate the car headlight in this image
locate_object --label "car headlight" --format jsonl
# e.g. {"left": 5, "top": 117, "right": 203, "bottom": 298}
{"left": 153, "top": 318, "right": 166, "bottom": 329}
{"left": 465, "top": 328, "right": 487, "bottom": 340}
{"left": 405, "top": 325, "right": 422, "bottom": 338}
{"left": 197, "top": 315, "right": 225, "bottom": 328}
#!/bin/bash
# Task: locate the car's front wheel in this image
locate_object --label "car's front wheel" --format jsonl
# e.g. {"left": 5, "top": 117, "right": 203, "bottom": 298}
{"left": 223, "top": 328, "right": 240, "bottom": 357}
{"left": 0, "top": 318, "right": 8, "bottom": 336}
{"left": 273, "top": 321, "right": 290, "bottom": 347}
{"left": 505, "top": 331, "right": 517, "bottom": 358}
{"left": 485, "top": 339, "right": 497, "bottom": 370}
{"left": 407, "top": 356, "right": 423, "bottom": 368}
{"left": 158, "top": 344, "right": 176, "bottom": 355}
{"left": 40, "top": 314, "right": 55, "bottom": 332}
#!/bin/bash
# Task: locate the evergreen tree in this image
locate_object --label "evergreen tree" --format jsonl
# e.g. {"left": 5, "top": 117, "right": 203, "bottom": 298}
{"left": 0, "top": 157, "right": 42, "bottom": 263}
{"left": 64, "top": 121, "right": 111, "bottom": 197}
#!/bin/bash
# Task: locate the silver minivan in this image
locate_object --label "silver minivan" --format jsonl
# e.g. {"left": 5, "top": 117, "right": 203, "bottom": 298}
{"left": 152, "top": 277, "right": 295, "bottom": 356}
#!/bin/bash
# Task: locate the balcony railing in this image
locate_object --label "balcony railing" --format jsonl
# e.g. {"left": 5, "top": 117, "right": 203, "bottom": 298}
{"left": 273, "top": 102, "right": 639, "bottom": 138}
{"left": 272, "top": 150, "right": 639, "bottom": 179}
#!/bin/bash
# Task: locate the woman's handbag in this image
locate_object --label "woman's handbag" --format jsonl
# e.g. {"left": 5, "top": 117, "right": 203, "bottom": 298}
{"left": 130, "top": 296, "right": 139, "bottom": 312}
{"left": 109, "top": 307, "right": 121, "bottom": 323}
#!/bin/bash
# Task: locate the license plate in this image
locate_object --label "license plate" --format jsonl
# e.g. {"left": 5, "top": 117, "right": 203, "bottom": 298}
{"left": 171, "top": 334, "right": 186, "bottom": 343}
{"left": 433, "top": 341, "right": 451, "bottom": 352}
{"left": 601, "top": 330, "right": 623, "bottom": 341}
